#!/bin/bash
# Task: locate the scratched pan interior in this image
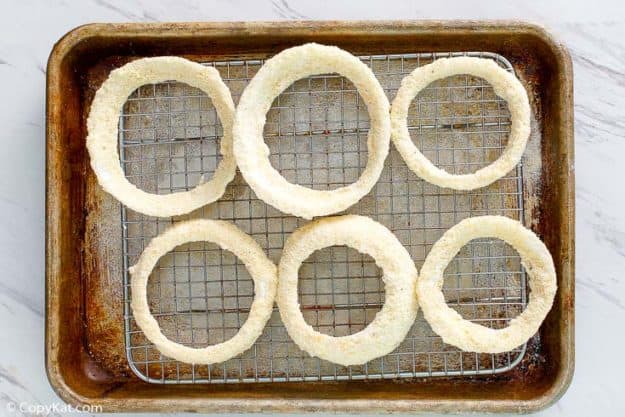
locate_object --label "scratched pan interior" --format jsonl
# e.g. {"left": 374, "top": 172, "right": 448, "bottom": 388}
{"left": 46, "top": 22, "right": 574, "bottom": 413}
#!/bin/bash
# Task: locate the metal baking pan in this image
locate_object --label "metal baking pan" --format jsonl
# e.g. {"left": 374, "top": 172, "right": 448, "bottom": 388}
{"left": 46, "top": 21, "right": 574, "bottom": 413}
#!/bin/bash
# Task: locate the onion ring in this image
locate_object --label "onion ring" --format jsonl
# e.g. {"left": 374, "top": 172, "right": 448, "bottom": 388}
{"left": 391, "top": 57, "right": 530, "bottom": 190}
{"left": 417, "top": 216, "right": 556, "bottom": 353}
{"left": 129, "top": 219, "right": 277, "bottom": 364}
{"left": 87, "top": 57, "right": 236, "bottom": 217}
{"left": 277, "top": 215, "right": 418, "bottom": 365}
{"left": 233, "top": 43, "right": 390, "bottom": 219}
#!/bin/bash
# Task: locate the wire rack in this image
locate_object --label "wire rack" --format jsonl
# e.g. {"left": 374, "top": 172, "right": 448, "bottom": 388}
{"left": 119, "top": 51, "right": 527, "bottom": 384}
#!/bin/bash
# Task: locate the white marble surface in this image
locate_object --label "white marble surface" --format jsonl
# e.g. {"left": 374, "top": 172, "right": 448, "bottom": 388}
{"left": 1, "top": 0, "right": 624, "bottom": 415}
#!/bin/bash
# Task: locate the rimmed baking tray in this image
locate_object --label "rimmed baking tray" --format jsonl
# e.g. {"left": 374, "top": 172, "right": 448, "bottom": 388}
{"left": 46, "top": 20, "right": 574, "bottom": 413}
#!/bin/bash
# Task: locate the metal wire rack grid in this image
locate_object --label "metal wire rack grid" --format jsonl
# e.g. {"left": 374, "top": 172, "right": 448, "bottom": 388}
{"left": 120, "top": 51, "right": 527, "bottom": 384}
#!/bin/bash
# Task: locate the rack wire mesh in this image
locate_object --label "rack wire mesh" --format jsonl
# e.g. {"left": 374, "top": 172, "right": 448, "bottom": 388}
{"left": 120, "top": 51, "right": 527, "bottom": 384}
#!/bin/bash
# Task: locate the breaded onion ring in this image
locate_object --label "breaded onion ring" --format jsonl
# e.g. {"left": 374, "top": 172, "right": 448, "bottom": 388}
{"left": 129, "top": 219, "right": 277, "bottom": 364}
{"left": 87, "top": 57, "right": 236, "bottom": 217}
{"left": 277, "top": 215, "right": 418, "bottom": 365}
{"left": 233, "top": 43, "right": 391, "bottom": 219}
{"left": 391, "top": 57, "right": 530, "bottom": 190}
{"left": 417, "top": 216, "right": 556, "bottom": 353}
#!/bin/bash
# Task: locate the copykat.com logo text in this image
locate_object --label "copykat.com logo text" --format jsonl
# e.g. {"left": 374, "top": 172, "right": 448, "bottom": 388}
{"left": 6, "top": 401, "right": 103, "bottom": 415}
